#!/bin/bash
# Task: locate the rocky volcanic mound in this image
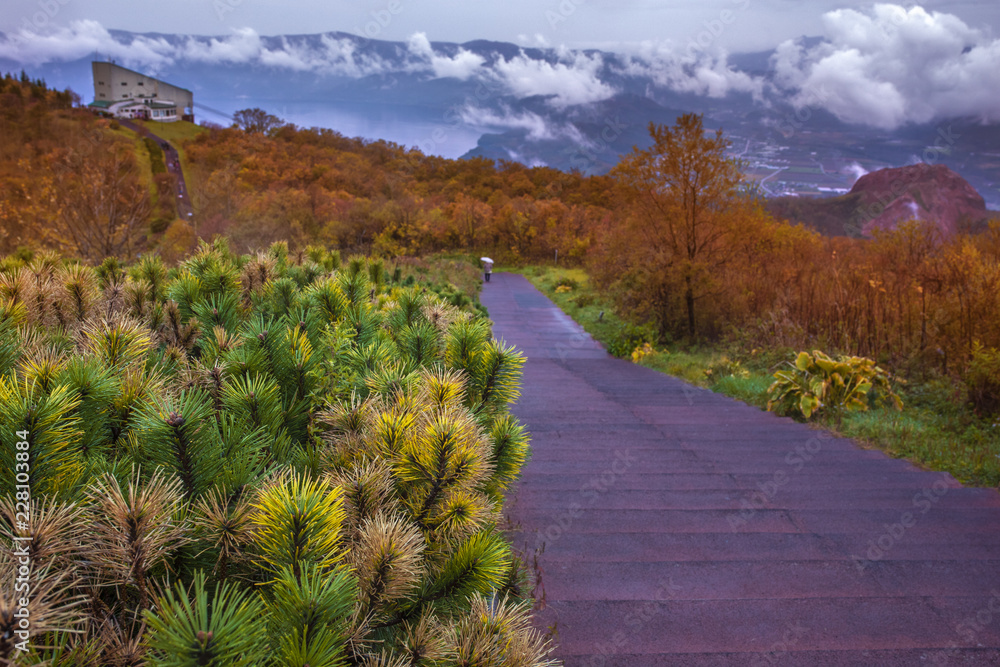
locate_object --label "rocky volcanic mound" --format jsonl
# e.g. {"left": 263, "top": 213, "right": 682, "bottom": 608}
{"left": 850, "top": 163, "right": 987, "bottom": 238}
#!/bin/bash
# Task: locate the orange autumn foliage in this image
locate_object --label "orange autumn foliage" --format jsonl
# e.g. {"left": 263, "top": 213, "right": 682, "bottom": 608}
{"left": 2, "top": 81, "right": 998, "bottom": 379}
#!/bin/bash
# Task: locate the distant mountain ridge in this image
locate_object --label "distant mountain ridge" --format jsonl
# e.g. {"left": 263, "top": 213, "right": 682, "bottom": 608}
{"left": 1, "top": 28, "right": 998, "bottom": 208}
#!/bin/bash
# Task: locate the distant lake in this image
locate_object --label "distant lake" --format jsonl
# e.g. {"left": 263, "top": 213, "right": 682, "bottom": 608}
{"left": 21, "top": 62, "right": 487, "bottom": 159}
{"left": 196, "top": 98, "right": 484, "bottom": 159}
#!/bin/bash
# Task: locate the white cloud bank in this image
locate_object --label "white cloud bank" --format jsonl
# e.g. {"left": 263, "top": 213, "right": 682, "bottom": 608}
{"left": 0, "top": 20, "right": 175, "bottom": 66}
{"left": 458, "top": 103, "right": 596, "bottom": 147}
{"left": 617, "top": 41, "right": 765, "bottom": 100}
{"left": 490, "top": 51, "right": 617, "bottom": 107}
{"left": 407, "top": 32, "right": 484, "bottom": 80}
{"left": 0, "top": 21, "right": 619, "bottom": 107}
{"left": 459, "top": 105, "right": 555, "bottom": 140}
{"left": 772, "top": 3, "right": 1000, "bottom": 129}
{"left": 2, "top": 7, "right": 999, "bottom": 130}
{"left": 0, "top": 21, "right": 396, "bottom": 77}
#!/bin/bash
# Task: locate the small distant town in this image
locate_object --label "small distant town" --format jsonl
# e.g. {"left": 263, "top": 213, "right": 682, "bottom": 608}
{"left": 727, "top": 127, "right": 999, "bottom": 207}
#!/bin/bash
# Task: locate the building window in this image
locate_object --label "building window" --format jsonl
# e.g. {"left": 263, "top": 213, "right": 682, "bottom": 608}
{"left": 138, "top": 81, "right": 144, "bottom": 85}
{"left": 121, "top": 82, "right": 128, "bottom": 86}
{"left": 98, "top": 81, "right": 104, "bottom": 85}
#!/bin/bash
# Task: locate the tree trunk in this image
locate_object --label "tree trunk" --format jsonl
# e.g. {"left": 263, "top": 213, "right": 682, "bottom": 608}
{"left": 685, "top": 276, "right": 696, "bottom": 337}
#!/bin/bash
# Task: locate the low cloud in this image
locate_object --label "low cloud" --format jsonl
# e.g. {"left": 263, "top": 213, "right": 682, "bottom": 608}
{"left": 314, "top": 35, "right": 393, "bottom": 77}
{"left": 618, "top": 41, "right": 765, "bottom": 99}
{"left": 3, "top": 10, "right": 999, "bottom": 132}
{"left": 772, "top": 4, "right": 1000, "bottom": 129}
{"left": 179, "top": 28, "right": 262, "bottom": 65}
{"left": 459, "top": 104, "right": 555, "bottom": 140}
{"left": 459, "top": 103, "right": 595, "bottom": 147}
{"left": 407, "top": 32, "right": 484, "bottom": 80}
{"left": 0, "top": 21, "right": 396, "bottom": 77}
{"left": 491, "top": 51, "right": 617, "bottom": 107}
{"left": 0, "top": 20, "right": 176, "bottom": 67}
{"left": 845, "top": 162, "right": 868, "bottom": 182}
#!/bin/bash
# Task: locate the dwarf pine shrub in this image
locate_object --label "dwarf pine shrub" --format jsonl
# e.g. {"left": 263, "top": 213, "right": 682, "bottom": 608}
{"left": 0, "top": 241, "right": 555, "bottom": 666}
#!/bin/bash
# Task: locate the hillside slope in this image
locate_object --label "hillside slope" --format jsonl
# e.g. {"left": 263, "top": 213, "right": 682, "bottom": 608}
{"left": 768, "top": 163, "right": 991, "bottom": 238}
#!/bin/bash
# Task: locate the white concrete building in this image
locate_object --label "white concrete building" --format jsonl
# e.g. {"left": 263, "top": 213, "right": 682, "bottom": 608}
{"left": 88, "top": 62, "right": 193, "bottom": 123}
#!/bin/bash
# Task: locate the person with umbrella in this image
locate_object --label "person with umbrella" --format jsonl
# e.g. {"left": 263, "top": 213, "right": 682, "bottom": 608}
{"left": 481, "top": 257, "right": 494, "bottom": 283}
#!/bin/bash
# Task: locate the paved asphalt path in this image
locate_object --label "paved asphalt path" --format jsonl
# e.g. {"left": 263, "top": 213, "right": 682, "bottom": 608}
{"left": 117, "top": 119, "right": 194, "bottom": 219}
{"left": 480, "top": 272, "right": 1000, "bottom": 666}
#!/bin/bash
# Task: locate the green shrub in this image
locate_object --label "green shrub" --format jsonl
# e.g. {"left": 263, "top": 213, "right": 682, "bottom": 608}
{"left": 96, "top": 256, "right": 125, "bottom": 288}
{"left": 965, "top": 343, "right": 1000, "bottom": 416}
{"left": 0, "top": 245, "right": 552, "bottom": 665}
{"left": 705, "top": 356, "right": 750, "bottom": 381}
{"left": 144, "top": 136, "right": 167, "bottom": 174}
{"left": 13, "top": 246, "right": 34, "bottom": 263}
{"left": 554, "top": 276, "right": 579, "bottom": 290}
{"left": 150, "top": 217, "right": 171, "bottom": 234}
{"left": 606, "top": 322, "right": 656, "bottom": 358}
{"left": 767, "top": 349, "right": 903, "bottom": 420}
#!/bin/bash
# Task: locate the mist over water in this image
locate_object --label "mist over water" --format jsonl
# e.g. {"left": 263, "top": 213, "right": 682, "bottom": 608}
{"left": 192, "top": 99, "right": 484, "bottom": 158}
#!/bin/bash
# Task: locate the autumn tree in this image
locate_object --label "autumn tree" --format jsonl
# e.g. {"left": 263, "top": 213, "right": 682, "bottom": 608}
{"left": 232, "top": 107, "right": 284, "bottom": 135}
{"left": 604, "top": 114, "right": 745, "bottom": 337}
{"left": 25, "top": 136, "right": 153, "bottom": 263}
{"left": 447, "top": 194, "right": 492, "bottom": 249}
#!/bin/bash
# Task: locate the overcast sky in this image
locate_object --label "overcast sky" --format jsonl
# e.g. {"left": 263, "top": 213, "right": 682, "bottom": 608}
{"left": 3, "top": 2, "right": 1000, "bottom": 132}
{"left": 1, "top": 0, "right": 997, "bottom": 52}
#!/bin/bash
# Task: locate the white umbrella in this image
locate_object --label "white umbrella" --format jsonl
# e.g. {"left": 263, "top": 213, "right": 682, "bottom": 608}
{"left": 480, "top": 257, "right": 493, "bottom": 263}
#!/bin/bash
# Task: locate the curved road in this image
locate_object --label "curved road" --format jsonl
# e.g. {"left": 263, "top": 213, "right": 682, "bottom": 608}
{"left": 118, "top": 119, "right": 194, "bottom": 220}
{"left": 482, "top": 272, "right": 1000, "bottom": 666}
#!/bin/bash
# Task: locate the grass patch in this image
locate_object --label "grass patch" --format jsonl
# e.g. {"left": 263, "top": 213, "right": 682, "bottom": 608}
{"left": 134, "top": 120, "right": 207, "bottom": 206}
{"left": 135, "top": 119, "right": 208, "bottom": 146}
{"left": 398, "top": 254, "right": 485, "bottom": 315}
{"left": 513, "top": 264, "right": 1000, "bottom": 488}
{"left": 509, "top": 265, "right": 661, "bottom": 359}
{"left": 510, "top": 265, "right": 734, "bottom": 385}
{"left": 837, "top": 385, "right": 1000, "bottom": 487}
{"left": 712, "top": 374, "right": 773, "bottom": 405}
{"left": 108, "top": 122, "right": 156, "bottom": 199}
